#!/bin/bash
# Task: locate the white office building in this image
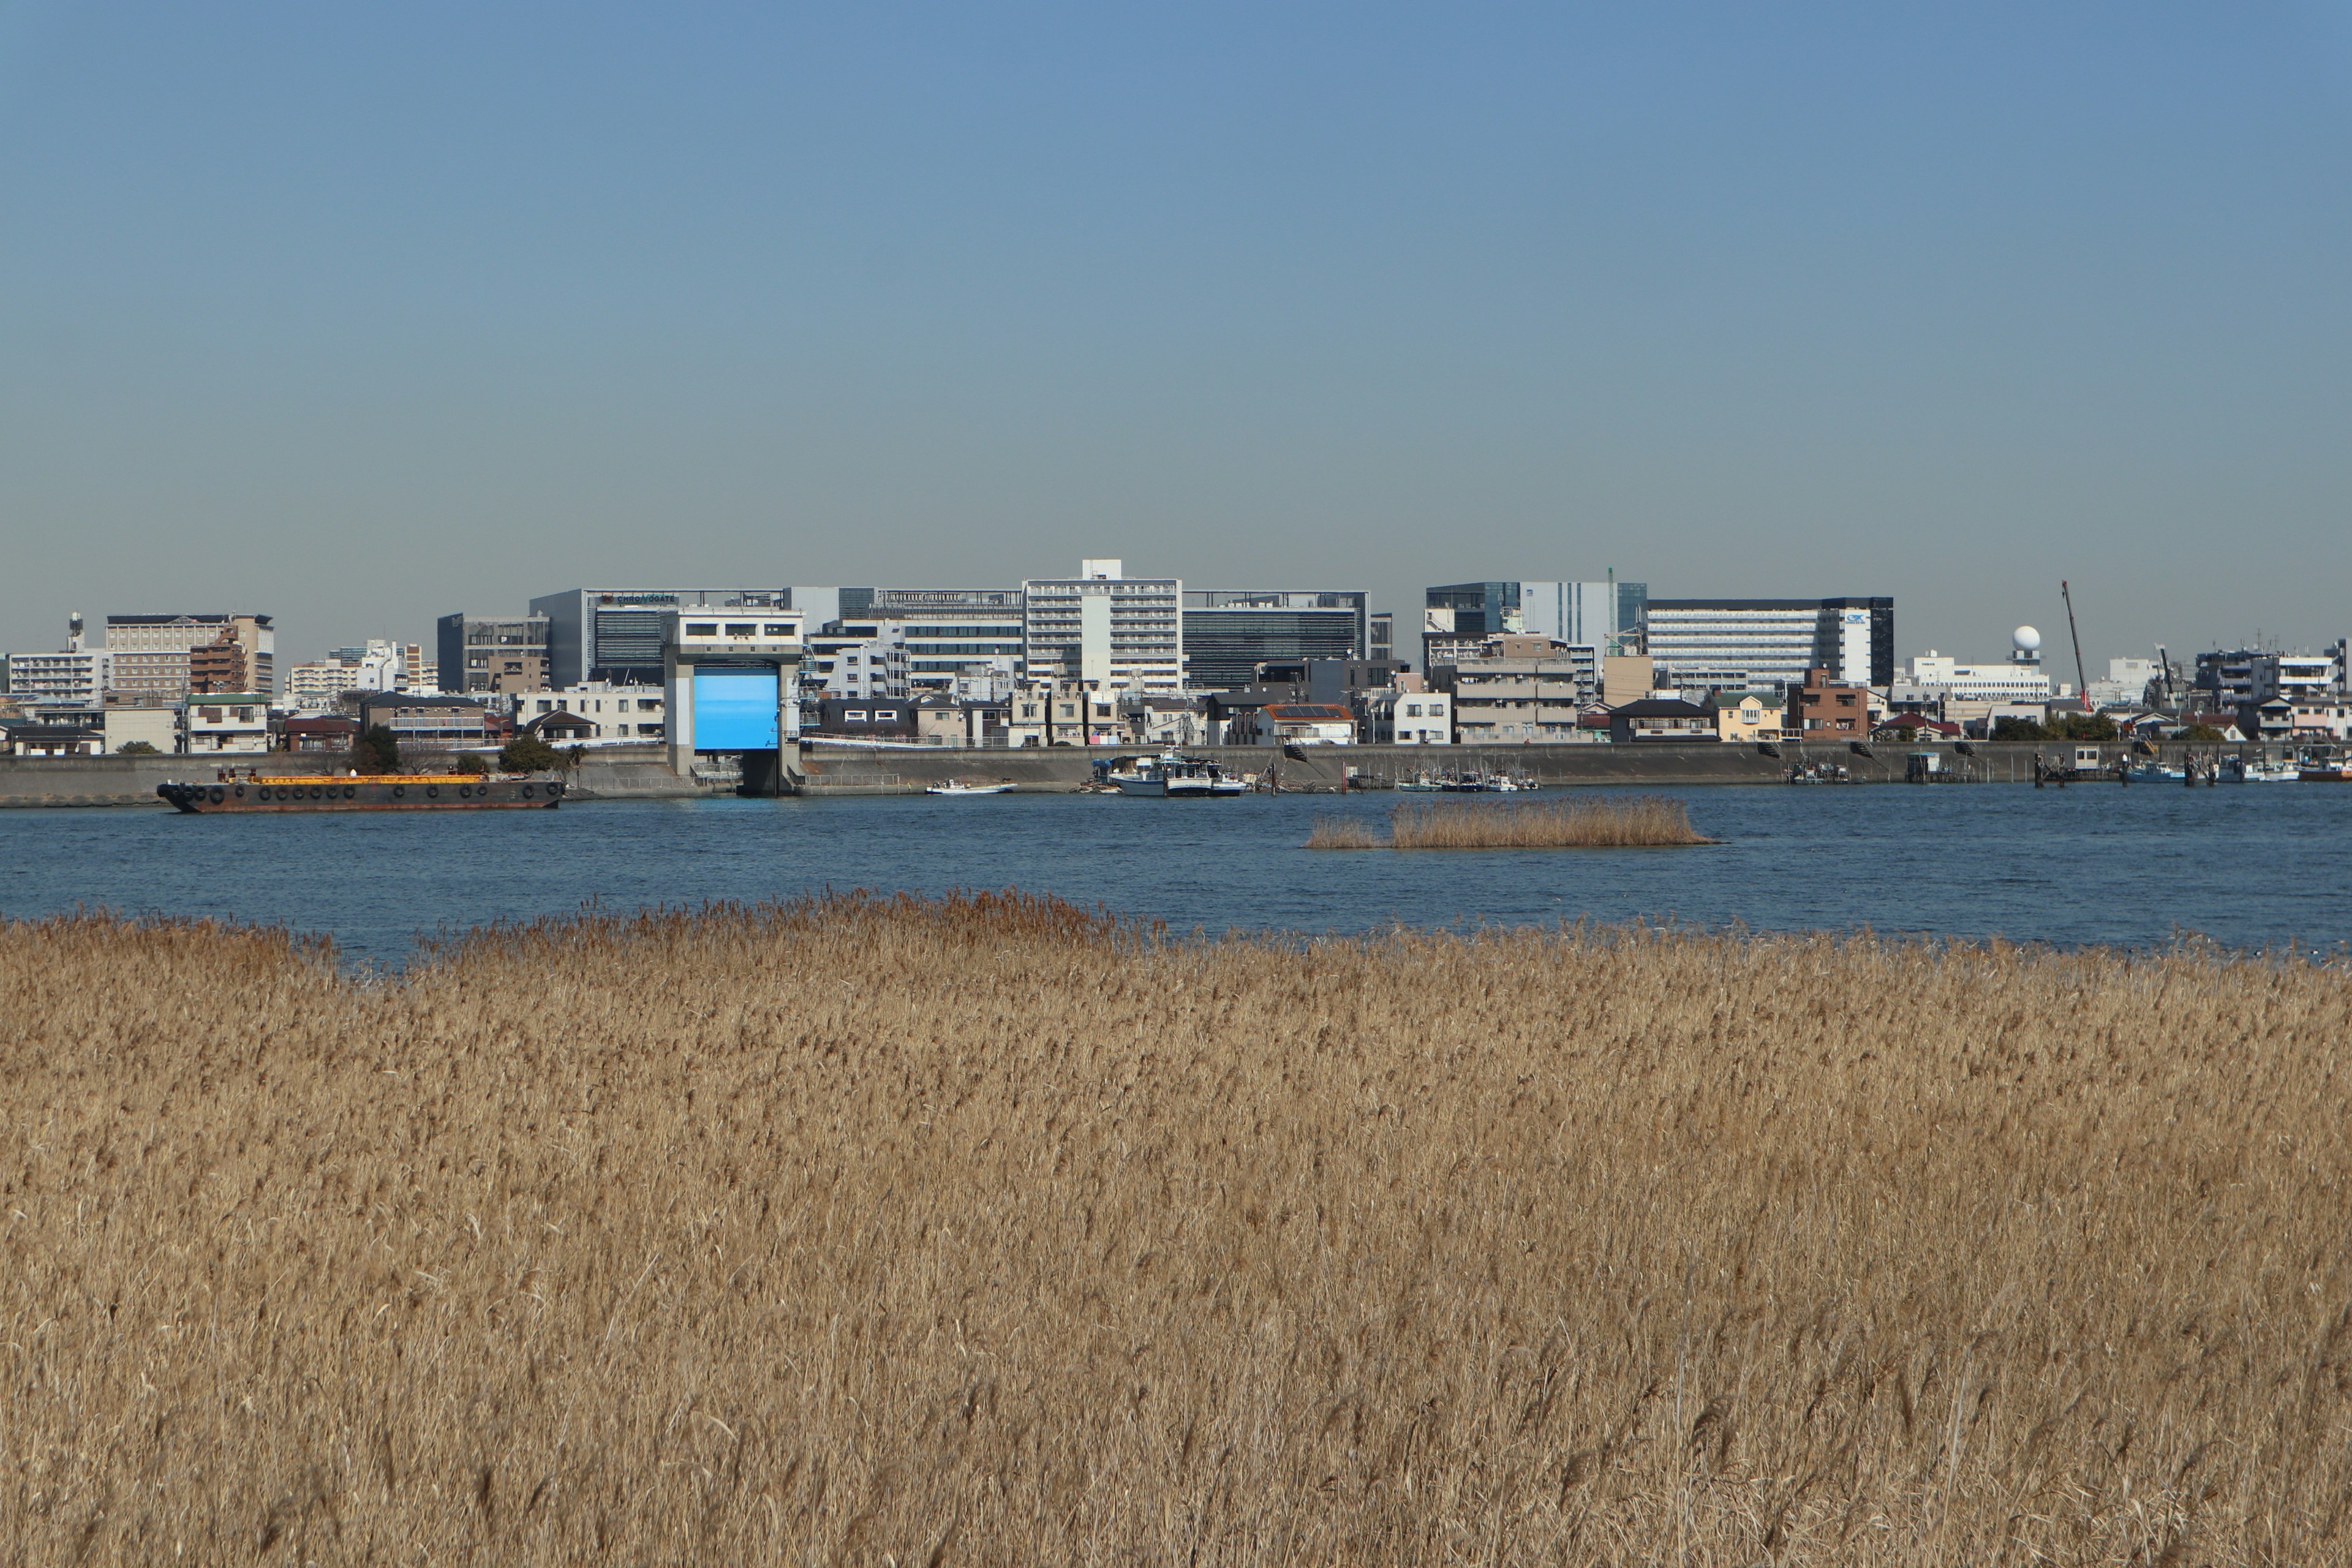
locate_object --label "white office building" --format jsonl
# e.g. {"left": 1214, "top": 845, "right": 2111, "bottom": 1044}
{"left": 1022, "top": 560, "right": 1183, "bottom": 693}
{"left": 1646, "top": 598, "right": 1891, "bottom": 695}
{"left": 1905, "top": 650, "right": 2056, "bottom": 705}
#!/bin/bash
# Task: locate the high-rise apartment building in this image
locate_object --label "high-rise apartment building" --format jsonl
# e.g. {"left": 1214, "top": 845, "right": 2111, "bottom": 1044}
{"left": 437, "top": 613, "right": 551, "bottom": 696}
{"left": 1180, "top": 590, "right": 1368, "bottom": 690}
{"left": 104, "top": 614, "right": 273, "bottom": 701}
{"left": 1020, "top": 561, "right": 1183, "bottom": 693}
{"left": 1645, "top": 598, "right": 1893, "bottom": 696}
{"left": 3, "top": 649, "right": 108, "bottom": 706}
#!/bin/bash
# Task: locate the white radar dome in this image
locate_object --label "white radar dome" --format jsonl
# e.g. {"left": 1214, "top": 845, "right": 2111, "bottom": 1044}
{"left": 2012, "top": 625, "right": 2042, "bottom": 652}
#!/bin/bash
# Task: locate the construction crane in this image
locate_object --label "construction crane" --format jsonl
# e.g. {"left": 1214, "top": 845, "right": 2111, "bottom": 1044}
{"left": 2060, "top": 581, "right": 2093, "bottom": 713}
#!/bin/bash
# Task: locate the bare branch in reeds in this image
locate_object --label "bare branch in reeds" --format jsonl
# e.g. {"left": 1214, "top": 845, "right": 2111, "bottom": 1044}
{"left": 3, "top": 892, "right": 2346, "bottom": 1562}
{"left": 1308, "top": 793, "right": 1716, "bottom": 849}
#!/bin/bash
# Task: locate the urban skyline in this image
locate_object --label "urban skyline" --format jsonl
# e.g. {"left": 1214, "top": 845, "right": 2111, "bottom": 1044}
{"left": 5, "top": 9, "right": 2347, "bottom": 677}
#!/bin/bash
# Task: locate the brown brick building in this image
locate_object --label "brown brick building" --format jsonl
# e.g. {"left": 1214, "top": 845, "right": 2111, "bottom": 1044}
{"left": 1796, "top": 667, "right": 1871, "bottom": 739}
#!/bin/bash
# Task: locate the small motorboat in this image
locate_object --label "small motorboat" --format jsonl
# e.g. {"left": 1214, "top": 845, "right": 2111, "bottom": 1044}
{"left": 2122, "top": 761, "right": 2184, "bottom": 783}
{"left": 924, "top": 779, "right": 1015, "bottom": 796}
{"left": 2220, "top": 756, "right": 2298, "bottom": 783}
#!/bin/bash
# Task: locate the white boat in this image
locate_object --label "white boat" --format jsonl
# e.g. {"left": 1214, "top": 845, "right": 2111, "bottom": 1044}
{"left": 924, "top": 780, "right": 1014, "bottom": 796}
{"left": 1108, "top": 752, "right": 1249, "bottom": 797}
{"left": 2218, "top": 756, "right": 2297, "bottom": 783}
{"left": 2123, "top": 762, "right": 2183, "bottom": 783}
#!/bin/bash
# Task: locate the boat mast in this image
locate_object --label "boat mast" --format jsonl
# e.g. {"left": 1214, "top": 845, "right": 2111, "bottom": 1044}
{"left": 2060, "top": 581, "right": 2092, "bottom": 713}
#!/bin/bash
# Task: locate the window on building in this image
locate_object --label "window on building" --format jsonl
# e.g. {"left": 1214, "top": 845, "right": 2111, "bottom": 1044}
{"left": 685, "top": 623, "right": 718, "bottom": 636}
{"left": 725, "top": 624, "right": 756, "bottom": 636}
{"left": 764, "top": 624, "right": 792, "bottom": 636}
{"left": 875, "top": 709, "right": 897, "bottom": 721}
{"left": 846, "top": 710, "right": 866, "bottom": 722}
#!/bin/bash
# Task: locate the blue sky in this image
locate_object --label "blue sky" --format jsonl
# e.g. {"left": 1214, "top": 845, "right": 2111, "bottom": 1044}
{"left": 3, "top": 3, "right": 2347, "bottom": 671}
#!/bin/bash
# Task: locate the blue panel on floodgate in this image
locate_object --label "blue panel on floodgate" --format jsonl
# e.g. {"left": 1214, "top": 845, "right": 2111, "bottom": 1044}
{"left": 693, "top": 669, "right": 778, "bottom": 749}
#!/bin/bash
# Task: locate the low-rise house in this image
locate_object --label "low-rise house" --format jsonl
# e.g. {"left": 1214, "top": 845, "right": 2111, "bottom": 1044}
{"left": 281, "top": 715, "right": 361, "bottom": 753}
{"left": 1607, "top": 698, "right": 1715, "bottom": 743}
{"left": 1360, "top": 688, "right": 1453, "bottom": 744}
{"left": 2286, "top": 700, "right": 2352, "bottom": 741}
{"left": 815, "top": 696, "right": 918, "bottom": 741}
{"left": 2174, "top": 714, "right": 2248, "bottom": 742}
{"left": 1200, "top": 685, "right": 1301, "bottom": 745}
{"left": 1714, "top": 693, "right": 1785, "bottom": 743}
{"left": 102, "top": 704, "right": 178, "bottom": 755}
{"left": 1960, "top": 702, "right": 2051, "bottom": 739}
{"left": 914, "top": 694, "right": 967, "bottom": 746}
{"left": 181, "top": 694, "right": 270, "bottom": 754}
{"left": 1795, "top": 668, "right": 1870, "bottom": 741}
{"left": 1254, "top": 703, "right": 1357, "bottom": 746}
{"left": 1221, "top": 702, "right": 1356, "bottom": 745}
{"left": 3, "top": 721, "right": 103, "bottom": 756}
{"left": 912, "top": 693, "right": 1016, "bottom": 747}
{"left": 1120, "top": 694, "right": 1205, "bottom": 748}
{"left": 524, "top": 709, "right": 597, "bottom": 744}
{"left": 1872, "top": 712, "right": 1961, "bottom": 743}
{"left": 1006, "top": 680, "right": 1114, "bottom": 747}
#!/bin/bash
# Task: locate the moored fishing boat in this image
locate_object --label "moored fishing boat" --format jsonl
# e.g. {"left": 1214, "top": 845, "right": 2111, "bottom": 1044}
{"left": 924, "top": 779, "right": 1015, "bottom": 796}
{"left": 157, "top": 772, "right": 565, "bottom": 813}
{"left": 1107, "top": 752, "right": 1248, "bottom": 797}
{"left": 2218, "top": 755, "right": 2297, "bottom": 783}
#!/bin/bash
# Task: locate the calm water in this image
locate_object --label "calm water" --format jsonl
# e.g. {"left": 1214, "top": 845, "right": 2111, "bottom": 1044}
{"left": 2, "top": 784, "right": 2348, "bottom": 966}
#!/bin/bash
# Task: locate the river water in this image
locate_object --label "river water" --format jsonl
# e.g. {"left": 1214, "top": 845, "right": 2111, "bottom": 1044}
{"left": 2, "top": 784, "right": 2348, "bottom": 967}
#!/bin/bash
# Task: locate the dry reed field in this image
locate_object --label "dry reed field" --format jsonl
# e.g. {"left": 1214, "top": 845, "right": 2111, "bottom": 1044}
{"left": 5, "top": 893, "right": 2351, "bottom": 1564}
{"left": 1309, "top": 793, "right": 1714, "bottom": 850}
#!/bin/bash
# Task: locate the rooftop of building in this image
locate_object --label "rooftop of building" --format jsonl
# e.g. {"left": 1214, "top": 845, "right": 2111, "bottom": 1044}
{"left": 1610, "top": 698, "right": 1713, "bottom": 717}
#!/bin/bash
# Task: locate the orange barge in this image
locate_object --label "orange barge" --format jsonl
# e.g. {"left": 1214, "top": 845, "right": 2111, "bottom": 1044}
{"left": 157, "top": 772, "right": 565, "bottom": 813}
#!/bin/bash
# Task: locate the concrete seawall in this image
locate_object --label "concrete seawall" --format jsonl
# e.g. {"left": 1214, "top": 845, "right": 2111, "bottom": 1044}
{"left": 0, "top": 740, "right": 2249, "bottom": 807}
{"left": 766, "top": 739, "right": 2196, "bottom": 793}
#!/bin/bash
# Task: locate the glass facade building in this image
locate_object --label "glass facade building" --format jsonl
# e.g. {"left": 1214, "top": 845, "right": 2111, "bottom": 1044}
{"left": 1181, "top": 590, "right": 1368, "bottom": 690}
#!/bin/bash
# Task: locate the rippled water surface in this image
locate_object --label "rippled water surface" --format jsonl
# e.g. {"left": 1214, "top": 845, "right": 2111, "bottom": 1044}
{"left": 3, "top": 783, "right": 2349, "bottom": 966}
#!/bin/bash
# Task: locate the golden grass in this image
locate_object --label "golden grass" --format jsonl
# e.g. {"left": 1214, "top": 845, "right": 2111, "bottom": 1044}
{"left": 1310, "top": 793, "right": 1714, "bottom": 849}
{"left": 5, "top": 893, "right": 2351, "bottom": 1564}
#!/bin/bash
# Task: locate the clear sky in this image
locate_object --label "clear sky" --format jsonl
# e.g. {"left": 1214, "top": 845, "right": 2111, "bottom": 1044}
{"left": 4, "top": 2, "right": 2347, "bottom": 674}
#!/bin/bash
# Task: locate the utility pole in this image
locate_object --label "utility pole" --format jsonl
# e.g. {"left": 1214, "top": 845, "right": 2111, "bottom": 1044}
{"left": 2060, "top": 581, "right": 2093, "bottom": 714}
